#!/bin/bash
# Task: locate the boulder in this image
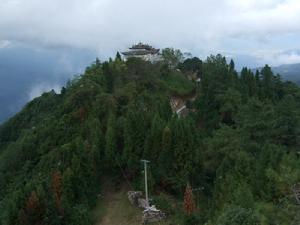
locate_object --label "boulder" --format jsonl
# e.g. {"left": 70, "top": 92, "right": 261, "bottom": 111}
{"left": 138, "top": 198, "right": 149, "bottom": 209}
{"left": 127, "top": 191, "right": 143, "bottom": 207}
{"left": 143, "top": 206, "right": 166, "bottom": 224}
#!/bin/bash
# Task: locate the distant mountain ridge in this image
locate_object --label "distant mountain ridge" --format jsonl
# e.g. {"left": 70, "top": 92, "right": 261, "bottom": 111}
{"left": 253, "top": 63, "right": 300, "bottom": 84}
{"left": 0, "top": 47, "right": 96, "bottom": 123}
{"left": 272, "top": 63, "right": 300, "bottom": 84}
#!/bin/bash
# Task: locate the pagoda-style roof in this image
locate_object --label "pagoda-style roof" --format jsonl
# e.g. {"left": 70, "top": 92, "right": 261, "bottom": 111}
{"left": 129, "top": 42, "right": 156, "bottom": 50}
{"left": 122, "top": 42, "right": 160, "bottom": 56}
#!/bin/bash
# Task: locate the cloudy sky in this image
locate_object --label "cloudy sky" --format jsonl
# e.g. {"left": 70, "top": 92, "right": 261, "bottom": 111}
{"left": 0, "top": 0, "right": 300, "bottom": 121}
{"left": 1, "top": 0, "right": 300, "bottom": 65}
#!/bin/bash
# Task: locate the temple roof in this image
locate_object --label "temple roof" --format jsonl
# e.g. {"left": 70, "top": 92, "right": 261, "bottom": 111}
{"left": 129, "top": 42, "right": 157, "bottom": 50}
{"left": 122, "top": 43, "right": 160, "bottom": 56}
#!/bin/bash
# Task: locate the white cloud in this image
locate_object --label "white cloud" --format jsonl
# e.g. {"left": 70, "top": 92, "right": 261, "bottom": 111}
{"left": 0, "top": 0, "right": 300, "bottom": 64}
{"left": 0, "top": 40, "right": 11, "bottom": 48}
{"left": 28, "top": 83, "right": 61, "bottom": 100}
{"left": 251, "top": 50, "right": 300, "bottom": 66}
{"left": 275, "top": 53, "right": 300, "bottom": 65}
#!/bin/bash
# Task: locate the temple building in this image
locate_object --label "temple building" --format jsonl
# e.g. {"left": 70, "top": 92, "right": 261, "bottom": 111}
{"left": 122, "top": 43, "right": 161, "bottom": 62}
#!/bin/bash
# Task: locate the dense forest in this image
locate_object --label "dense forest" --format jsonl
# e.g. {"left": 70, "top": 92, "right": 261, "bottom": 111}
{"left": 0, "top": 49, "right": 300, "bottom": 225}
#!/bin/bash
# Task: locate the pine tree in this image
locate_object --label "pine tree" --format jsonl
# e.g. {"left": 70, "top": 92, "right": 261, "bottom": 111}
{"left": 158, "top": 126, "right": 172, "bottom": 185}
{"left": 229, "top": 59, "right": 235, "bottom": 72}
{"left": 115, "top": 52, "right": 122, "bottom": 61}
{"left": 184, "top": 183, "right": 195, "bottom": 215}
{"left": 105, "top": 112, "right": 117, "bottom": 164}
{"left": 51, "top": 171, "right": 63, "bottom": 215}
{"left": 62, "top": 167, "right": 75, "bottom": 205}
{"left": 95, "top": 57, "right": 101, "bottom": 67}
{"left": 143, "top": 114, "right": 164, "bottom": 161}
{"left": 102, "top": 62, "right": 114, "bottom": 93}
{"left": 261, "top": 65, "right": 274, "bottom": 99}
{"left": 18, "top": 191, "right": 44, "bottom": 225}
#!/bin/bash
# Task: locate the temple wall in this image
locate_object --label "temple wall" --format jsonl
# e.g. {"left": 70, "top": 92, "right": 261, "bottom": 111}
{"left": 123, "top": 54, "right": 161, "bottom": 63}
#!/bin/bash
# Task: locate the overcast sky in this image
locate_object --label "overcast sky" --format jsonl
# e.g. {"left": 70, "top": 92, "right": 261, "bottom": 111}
{"left": 1, "top": 0, "right": 300, "bottom": 66}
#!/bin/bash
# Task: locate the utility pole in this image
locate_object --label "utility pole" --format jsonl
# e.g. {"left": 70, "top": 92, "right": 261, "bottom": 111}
{"left": 141, "top": 159, "right": 150, "bottom": 207}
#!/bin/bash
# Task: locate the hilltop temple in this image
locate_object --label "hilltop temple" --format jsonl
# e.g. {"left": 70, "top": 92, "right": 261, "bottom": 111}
{"left": 122, "top": 43, "right": 161, "bottom": 62}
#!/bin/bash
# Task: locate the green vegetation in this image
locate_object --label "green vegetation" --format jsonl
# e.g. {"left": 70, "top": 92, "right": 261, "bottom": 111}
{"left": 0, "top": 50, "right": 300, "bottom": 225}
{"left": 160, "top": 71, "right": 195, "bottom": 96}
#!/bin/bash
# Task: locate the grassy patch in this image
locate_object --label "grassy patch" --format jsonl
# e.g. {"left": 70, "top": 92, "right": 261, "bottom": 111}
{"left": 92, "top": 184, "right": 141, "bottom": 225}
{"left": 92, "top": 183, "right": 182, "bottom": 225}
{"left": 160, "top": 72, "right": 195, "bottom": 96}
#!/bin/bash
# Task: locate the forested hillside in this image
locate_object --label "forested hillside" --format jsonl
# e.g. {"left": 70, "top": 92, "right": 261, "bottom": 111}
{"left": 272, "top": 63, "right": 300, "bottom": 84}
{"left": 0, "top": 50, "right": 300, "bottom": 225}
{"left": 253, "top": 63, "right": 300, "bottom": 85}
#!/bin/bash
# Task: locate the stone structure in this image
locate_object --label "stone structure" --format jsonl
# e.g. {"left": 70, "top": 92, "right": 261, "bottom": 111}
{"left": 127, "top": 191, "right": 143, "bottom": 207}
{"left": 127, "top": 191, "right": 166, "bottom": 224}
{"left": 143, "top": 206, "right": 166, "bottom": 224}
{"left": 122, "top": 43, "right": 161, "bottom": 62}
{"left": 292, "top": 183, "right": 300, "bottom": 204}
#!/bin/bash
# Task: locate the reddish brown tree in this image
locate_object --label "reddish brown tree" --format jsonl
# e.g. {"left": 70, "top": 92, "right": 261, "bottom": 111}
{"left": 18, "top": 191, "right": 44, "bottom": 225}
{"left": 78, "top": 106, "right": 86, "bottom": 122}
{"left": 52, "top": 170, "right": 63, "bottom": 215}
{"left": 184, "top": 183, "right": 195, "bottom": 215}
